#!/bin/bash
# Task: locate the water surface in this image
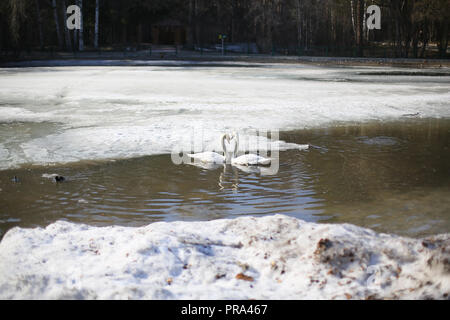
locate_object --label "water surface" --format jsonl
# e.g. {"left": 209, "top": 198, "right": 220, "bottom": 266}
{"left": 1, "top": 118, "right": 449, "bottom": 239}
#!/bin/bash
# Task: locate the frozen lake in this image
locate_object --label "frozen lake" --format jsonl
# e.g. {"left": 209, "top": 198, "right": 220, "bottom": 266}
{"left": 0, "top": 62, "right": 449, "bottom": 170}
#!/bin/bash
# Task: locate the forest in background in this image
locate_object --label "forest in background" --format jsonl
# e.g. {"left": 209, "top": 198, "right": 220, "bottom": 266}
{"left": 0, "top": 0, "right": 449, "bottom": 58}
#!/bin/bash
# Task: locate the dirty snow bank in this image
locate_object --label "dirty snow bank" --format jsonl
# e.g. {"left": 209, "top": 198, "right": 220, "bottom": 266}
{"left": 0, "top": 215, "right": 448, "bottom": 299}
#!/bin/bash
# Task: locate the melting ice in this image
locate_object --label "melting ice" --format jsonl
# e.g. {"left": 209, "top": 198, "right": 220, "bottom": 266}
{"left": 0, "top": 62, "right": 449, "bottom": 170}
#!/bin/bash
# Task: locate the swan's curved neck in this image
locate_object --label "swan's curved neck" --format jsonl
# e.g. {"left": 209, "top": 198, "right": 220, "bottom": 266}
{"left": 221, "top": 133, "right": 228, "bottom": 155}
{"left": 222, "top": 132, "right": 239, "bottom": 161}
{"left": 232, "top": 132, "right": 239, "bottom": 157}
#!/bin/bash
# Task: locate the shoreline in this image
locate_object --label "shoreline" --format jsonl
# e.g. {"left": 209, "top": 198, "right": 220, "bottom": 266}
{"left": 1, "top": 51, "right": 450, "bottom": 68}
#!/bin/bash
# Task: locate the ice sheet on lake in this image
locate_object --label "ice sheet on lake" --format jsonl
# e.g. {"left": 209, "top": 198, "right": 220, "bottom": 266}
{"left": 0, "top": 145, "right": 9, "bottom": 159}
{"left": 0, "top": 63, "right": 449, "bottom": 169}
{"left": 0, "top": 214, "right": 448, "bottom": 299}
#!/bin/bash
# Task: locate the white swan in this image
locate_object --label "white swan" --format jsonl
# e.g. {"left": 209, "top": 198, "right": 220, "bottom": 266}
{"left": 228, "top": 132, "right": 271, "bottom": 166}
{"left": 186, "top": 133, "right": 228, "bottom": 164}
{"left": 187, "top": 132, "right": 271, "bottom": 166}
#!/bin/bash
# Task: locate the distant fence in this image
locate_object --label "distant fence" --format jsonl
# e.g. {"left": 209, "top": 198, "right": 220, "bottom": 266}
{"left": 270, "top": 44, "right": 447, "bottom": 59}
{"left": 1, "top": 42, "right": 447, "bottom": 61}
{"left": 191, "top": 42, "right": 447, "bottom": 59}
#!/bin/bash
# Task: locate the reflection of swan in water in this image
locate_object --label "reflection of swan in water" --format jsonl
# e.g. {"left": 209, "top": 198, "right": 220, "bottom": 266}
{"left": 217, "top": 160, "right": 273, "bottom": 190}
{"left": 228, "top": 132, "right": 271, "bottom": 166}
{"left": 218, "top": 164, "right": 239, "bottom": 191}
{"left": 232, "top": 163, "right": 274, "bottom": 175}
{"left": 188, "top": 161, "right": 223, "bottom": 170}
{"left": 186, "top": 133, "right": 229, "bottom": 164}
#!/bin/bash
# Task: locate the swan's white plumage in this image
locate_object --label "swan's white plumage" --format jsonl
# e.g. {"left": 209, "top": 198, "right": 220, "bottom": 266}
{"left": 231, "top": 154, "right": 271, "bottom": 166}
{"left": 186, "top": 132, "right": 272, "bottom": 166}
{"left": 230, "top": 132, "right": 271, "bottom": 166}
{"left": 186, "top": 152, "right": 225, "bottom": 164}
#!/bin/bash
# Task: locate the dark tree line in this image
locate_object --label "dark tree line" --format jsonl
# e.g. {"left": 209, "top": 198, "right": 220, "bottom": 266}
{"left": 0, "top": 0, "right": 448, "bottom": 57}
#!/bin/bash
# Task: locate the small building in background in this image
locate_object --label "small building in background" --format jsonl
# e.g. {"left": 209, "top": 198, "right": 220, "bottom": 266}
{"left": 151, "top": 19, "right": 186, "bottom": 45}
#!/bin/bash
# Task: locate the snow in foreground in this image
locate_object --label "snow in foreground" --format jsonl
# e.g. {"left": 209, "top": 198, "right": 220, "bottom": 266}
{"left": 0, "top": 215, "right": 448, "bottom": 299}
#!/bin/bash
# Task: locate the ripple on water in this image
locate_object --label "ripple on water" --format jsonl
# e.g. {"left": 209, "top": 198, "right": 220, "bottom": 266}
{"left": 0, "top": 119, "right": 449, "bottom": 239}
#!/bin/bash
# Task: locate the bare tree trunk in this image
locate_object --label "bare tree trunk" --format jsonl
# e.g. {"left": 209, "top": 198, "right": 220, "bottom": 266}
{"left": 260, "top": 0, "right": 274, "bottom": 53}
{"left": 296, "top": 0, "right": 302, "bottom": 48}
{"left": 356, "top": 0, "right": 364, "bottom": 56}
{"left": 420, "top": 22, "right": 429, "bottom": 58}
{"left": 296, "top": 0, "right": 302, "bottom": 50}
{"left": 73, "top": 0, "right": 78, "bottom": 50}
{"left": 186, "top": 0, "right": 194, "bottom": 48}
{"left": 78, "top": 0, "right": 84, "bottom": 51}
{"left": 350, "top": 0, "right": 357, "bottom": 42}
{"left": 363, "top": 1, "right": 369, "bottom": 42}
{"left": 411, "top": 23, "right": 419, "bottom": 58}
{"left": 73, "top": 29, "right": 78, "bottom": 51}
{"left": 330, "top": 3, "right": 336, "bottom": 44}
{"left": 122, "top": 24, "right": 127, "bottom": 44}
{"left": 34, "top": 0, "right": 44, "bottom": 49}
{"left": 437, "top": 21, "right": 449, "bottom": 57}
{"left": 61, "top": 0, "right": 72, "bottom": 51}
{"left": 194, "top": 0, "right": 201, "bottom": 47}
{"left": 304, "top": 10, "right": 308, "bottom": 50}
{"left": 395, "top": 19, "right": 401, "bottom": 57}
{"left": 94, "top": 0, "right": 99, "bottom": 49}
{"left": 231, "top": 0, "right": 237, "bottom": 43}
{"left": 269, "top": 0, "right": 274, "bottom": 53}
{"left": 52, "top": 0, "right": 63, "bottom": 49}
{"left": 137, "top": 23, "right": 142, "bottom": 44}
{"left": 309, "top": 12, "right": 312, "bottom": 49}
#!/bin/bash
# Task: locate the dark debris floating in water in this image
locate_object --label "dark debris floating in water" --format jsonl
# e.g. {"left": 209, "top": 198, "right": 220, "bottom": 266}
{"left": 54, "top": 176, "right": 65, "bottom": 183}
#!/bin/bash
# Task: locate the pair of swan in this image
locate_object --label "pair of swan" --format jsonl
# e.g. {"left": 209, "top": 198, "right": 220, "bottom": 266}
{"left": 187, "top": 132, "right": 271, "bottom": 166}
